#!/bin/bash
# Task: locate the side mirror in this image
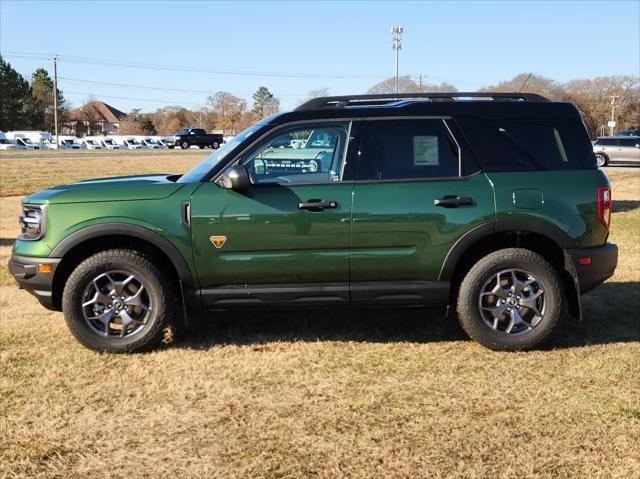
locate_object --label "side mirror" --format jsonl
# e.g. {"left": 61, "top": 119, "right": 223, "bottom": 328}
{"left": 220, "top": 164, "right": 251, "bottom": 191}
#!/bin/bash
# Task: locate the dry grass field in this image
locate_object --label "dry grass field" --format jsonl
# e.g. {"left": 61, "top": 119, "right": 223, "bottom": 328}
{"left": 0, "top": 153, "right": 639, "bottom": 478}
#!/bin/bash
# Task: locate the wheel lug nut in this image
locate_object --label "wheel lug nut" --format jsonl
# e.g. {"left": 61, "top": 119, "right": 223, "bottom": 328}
{"left": 507, "top": 307, "right": 511, "bottom": 311}
{"left": 108, "top": 304, "right": 112, "bottom": 308}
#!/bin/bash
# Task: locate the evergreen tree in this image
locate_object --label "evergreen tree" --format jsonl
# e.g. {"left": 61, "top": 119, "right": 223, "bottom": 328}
{"left": 252, "top": 86, "right": 279, "bottom": 119}
{"left": 0, "top": 55, "right": 36, "bottom": 130}
{"left": 30, "top": 67, "right": 64, "bottom": 131}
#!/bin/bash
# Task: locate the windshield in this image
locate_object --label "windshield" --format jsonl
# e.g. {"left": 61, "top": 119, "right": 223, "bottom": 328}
{"left": 0, "top": 139, "right": 10, "bottom": 144}
{"left": 178, "top": 124, "right": 264, "bottom": 183}
{"left": 87, "top": 140, "right": 98, "bottom": 145}
{"left": 104, "top": 139, "right": 115, "bottom": 145}
{"left": 127, "top": 139, "right": 140, "bottom": 145}
{"left": 22, "top": 138, "right": 33, "bottom": 144}
{"left": 146, "top": 139, "right": 158, "bottom": 144}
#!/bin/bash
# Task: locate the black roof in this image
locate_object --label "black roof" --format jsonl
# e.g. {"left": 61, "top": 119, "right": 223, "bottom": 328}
{"left": 268, "top": 92, "right": 580, "bottom": 125}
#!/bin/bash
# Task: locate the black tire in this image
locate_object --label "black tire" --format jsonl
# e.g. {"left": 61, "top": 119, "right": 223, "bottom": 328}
{"left": 181, "top": 141, "right": 189, "bottom": 150}
{"left": 456, "top": 248, "right": 565, "bottom": 351}
{"left": 62, "top": 249, "right": 176, "bottom": 353}
{"left": 595, "top": 152, "right": 609, "bottom": 167}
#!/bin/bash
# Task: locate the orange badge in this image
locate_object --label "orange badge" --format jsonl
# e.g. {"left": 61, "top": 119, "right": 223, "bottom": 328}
{"left": 210, "top": 235, "right": 227, "bottom": 249}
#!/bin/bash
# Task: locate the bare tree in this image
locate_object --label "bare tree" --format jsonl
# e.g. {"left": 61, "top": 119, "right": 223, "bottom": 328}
{"left": 207, "top": 92, "right": 247, "bottom": 135}
{"left": 367, "top": 76, "right": 458, "bottom": 94}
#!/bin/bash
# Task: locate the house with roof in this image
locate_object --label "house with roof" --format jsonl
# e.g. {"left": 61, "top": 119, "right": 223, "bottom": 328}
{"left": 62, "top": 101, "right": 126, "bottom": 136}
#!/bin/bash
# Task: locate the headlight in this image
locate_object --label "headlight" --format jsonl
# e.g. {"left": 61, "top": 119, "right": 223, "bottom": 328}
{"left": 18, "top": 204, "right": 46, "bottom": 240}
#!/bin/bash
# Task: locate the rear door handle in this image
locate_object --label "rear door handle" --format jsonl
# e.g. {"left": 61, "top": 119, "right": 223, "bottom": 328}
{"left": 298, "top": 199, "right": 338, "bottom": 210}
{"left": 434, "top": 196, "right": 474, "bottom": 208}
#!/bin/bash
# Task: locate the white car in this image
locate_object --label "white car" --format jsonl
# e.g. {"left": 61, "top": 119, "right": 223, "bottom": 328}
{"left": 82, "top": 138, "right": 103, "bottom": 150}
{"left": 111, "top": 136, "right": 144, "bottom": 149}
{"left": 135, "top": 136, "right": 166, "bottom": 149}
{"left": 0, "top": 133, "right": 17, "bottom": 150}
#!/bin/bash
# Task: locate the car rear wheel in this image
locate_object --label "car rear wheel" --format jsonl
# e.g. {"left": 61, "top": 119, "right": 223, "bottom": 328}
{"left": 595, "top": 152, "right": 608, "bottom": 167}
{"left": 62, "top": 249, "right": 176, "bottom": 353}
{"left": 456, "top": 248, "right": 565, "bottom": 351}
{"left": 212, "top": 141, "right": 219, "bottom": 149}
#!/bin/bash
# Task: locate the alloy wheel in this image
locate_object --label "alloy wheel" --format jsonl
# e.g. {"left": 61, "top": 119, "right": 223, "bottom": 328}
{"left": 81, "top": 270, "right": 151, "bottom": 338}
{"left": 478, "top": 268, "right": 546, "bottom": 336}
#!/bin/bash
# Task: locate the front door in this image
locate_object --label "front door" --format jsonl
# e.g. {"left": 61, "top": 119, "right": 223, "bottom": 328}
{"left": 350, "top": 118, "right": 495, "bottom": 304}
{"left": 191, "top": 120, "right": 360, "bottom": 308}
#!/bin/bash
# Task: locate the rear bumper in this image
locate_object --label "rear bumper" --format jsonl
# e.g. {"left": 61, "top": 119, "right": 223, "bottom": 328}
{"left": 566, "top": 242, "right": 618, "bottom": 294}
{"left": 8, "top": 254, "right": 61, "bottom": 310}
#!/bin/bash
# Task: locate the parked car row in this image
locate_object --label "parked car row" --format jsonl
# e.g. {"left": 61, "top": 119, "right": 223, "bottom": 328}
{"left": 0, "top": 131, "right": 177, "bottom": 151}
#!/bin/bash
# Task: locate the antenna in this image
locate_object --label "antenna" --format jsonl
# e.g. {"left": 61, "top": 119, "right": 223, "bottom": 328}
{"left": 517, "top": 73, "right": 533, "bottom": 93}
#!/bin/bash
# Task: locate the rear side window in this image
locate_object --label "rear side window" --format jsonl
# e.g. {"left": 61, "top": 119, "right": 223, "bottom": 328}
{"left": 620, "top": 138, "right": 639, "bottom": 147}
{"left": 596, "top": 138, "right": 617, "bottom": 146}
{"left": 358, "top": 119, "right": 459, "bottom": 180}
{"left": 458, "top": 118, "right": 593, "bottom": 171}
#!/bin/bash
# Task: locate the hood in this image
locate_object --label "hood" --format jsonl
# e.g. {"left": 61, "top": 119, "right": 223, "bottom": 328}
{"left": 24, "top": 174, "right": 186, "bottom": 204}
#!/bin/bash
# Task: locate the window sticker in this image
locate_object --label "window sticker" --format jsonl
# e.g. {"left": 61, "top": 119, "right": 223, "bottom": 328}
{"left": 413, "top": 135, "right": 439, "bottom": 166}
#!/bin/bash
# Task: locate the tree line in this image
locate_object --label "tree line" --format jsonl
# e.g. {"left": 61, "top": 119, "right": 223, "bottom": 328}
{"left": 1, "top": 55, "right": 637, "bottom": 139}
{"left": 0, "top": 55, "right": 67, "bottom": 132}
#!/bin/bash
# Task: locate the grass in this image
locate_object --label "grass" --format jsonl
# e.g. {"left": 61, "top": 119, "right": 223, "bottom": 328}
{"left": 0, "top": 153, "right": 639, "bottom": 478}
{"left": 0, "top": 149, "right": 206, "bottom": 197}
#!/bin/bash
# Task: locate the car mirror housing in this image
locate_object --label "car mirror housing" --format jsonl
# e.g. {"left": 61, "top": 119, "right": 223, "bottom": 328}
{"left": 220, "top": 164, "right": 251, "bottom": 191}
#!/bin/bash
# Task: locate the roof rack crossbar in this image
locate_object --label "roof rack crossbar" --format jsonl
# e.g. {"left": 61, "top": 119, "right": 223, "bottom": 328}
{"left": 295, "top": 92, "right": 550, "bottom": 111}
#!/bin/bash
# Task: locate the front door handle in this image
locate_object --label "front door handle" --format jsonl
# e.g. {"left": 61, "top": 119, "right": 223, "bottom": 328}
{"left": 298, "top": 199, "right": 338, "bottom": 210}
{"left": 434, "top": 196, "right": 474, "bottom": 208}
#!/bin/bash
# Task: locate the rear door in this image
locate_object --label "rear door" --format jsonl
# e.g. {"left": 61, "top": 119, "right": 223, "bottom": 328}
{"left": 619, "top": 137, "right": 640, "bottom": 162}
{"left": 350, "top": 118, "right": 495, "bottom": 304}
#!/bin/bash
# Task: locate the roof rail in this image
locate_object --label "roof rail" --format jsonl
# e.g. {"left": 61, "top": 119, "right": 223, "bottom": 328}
{"left": 295, "top": 92, "right": 550, "bottom": 111}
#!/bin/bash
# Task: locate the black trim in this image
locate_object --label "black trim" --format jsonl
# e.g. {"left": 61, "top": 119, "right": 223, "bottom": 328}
{"left": 49, "top": 223, "right": 198, "bottom": 311}
{"left": 201, "top": 281, "right": 450, "bottom": 310}
{"left": 438, "top": 218, "right": 579, "bottom": 281}
{"left": 566, "top": 243, "right": 618, "bottom": 294}
{"left": 494, "top": 218, "right": 577, "bottom": 248}
{"left": 350, "top": 281, "right": 449, "bottom": 305}
{"left": 201, "top": 283, "right": 350, "bottom": 309}
{"left": 9, "top": 254, "right": 60, "bottom": 310}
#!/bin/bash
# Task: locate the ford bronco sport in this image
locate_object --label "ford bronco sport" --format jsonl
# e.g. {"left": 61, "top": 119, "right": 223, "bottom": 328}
{"left": 9, "top": 92, "right": 618, "bottom": 352}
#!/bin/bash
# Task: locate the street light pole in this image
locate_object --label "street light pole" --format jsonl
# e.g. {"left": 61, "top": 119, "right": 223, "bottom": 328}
{"left": 609, "top": 95, "right": 619, "bottom": 136}
{"left": 391, "top": 26, "right": 403, "bottom": 93}
{"left": 52, "top": 56, "right": 59, "bottom": 148}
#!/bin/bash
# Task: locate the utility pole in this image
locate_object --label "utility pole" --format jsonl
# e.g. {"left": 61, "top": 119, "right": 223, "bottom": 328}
{"left": 609, "top": 95, "right": 619, "bottom": 136}
{"left": 391, "top": 26, "right": 403, "bottom": 93}
{"left": 52, "top": 56, "right": 59, "bottom": 148}
{"left": 418, "top": 74, "right": 423, "bottom": 92}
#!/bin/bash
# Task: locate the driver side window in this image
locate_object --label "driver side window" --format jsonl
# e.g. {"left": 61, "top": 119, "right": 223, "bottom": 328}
{"left": 242, "top": 122, "right": 350, "bottom": 184}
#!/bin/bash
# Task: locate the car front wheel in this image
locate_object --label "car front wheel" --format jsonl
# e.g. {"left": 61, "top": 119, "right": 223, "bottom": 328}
{"left": 181, "top": 141, "right": 189, "bottom": 149}
{"left": 456, "top": 248, "right": 565, "bottom": 351}
{"left": 62, "top": 249, "right": 176, "bottom": 353}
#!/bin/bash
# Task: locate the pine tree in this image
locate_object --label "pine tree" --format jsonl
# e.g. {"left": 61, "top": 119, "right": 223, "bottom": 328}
{"left": 0, "top": 55, "right": 37, "bottom": 130}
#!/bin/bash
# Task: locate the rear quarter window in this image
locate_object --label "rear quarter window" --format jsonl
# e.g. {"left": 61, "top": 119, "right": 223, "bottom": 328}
{"left": 457, "top": 117, "right": 595, "bottom": 171}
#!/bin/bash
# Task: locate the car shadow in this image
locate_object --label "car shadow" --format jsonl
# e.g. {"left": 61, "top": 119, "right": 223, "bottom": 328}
{"left": 174, "top": 282, "right": 640, "bottom": 350}
{"left": 178, "top": 306, "right": 467, "bottom": 349}
{"left": 613, "top": 200, "right": 640, "bottom": 213}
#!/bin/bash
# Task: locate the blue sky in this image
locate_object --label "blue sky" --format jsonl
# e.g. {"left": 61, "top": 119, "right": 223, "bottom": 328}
{"left": 1, "top": 0, "right": 638, "bottom": 112}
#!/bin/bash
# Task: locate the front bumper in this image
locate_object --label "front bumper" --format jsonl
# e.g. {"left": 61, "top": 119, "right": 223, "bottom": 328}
{"left": 566, "top": 242, "right": 618, "bottom": 294}
{"left": 8, "top": 254, "right": 61, "bottom": 310}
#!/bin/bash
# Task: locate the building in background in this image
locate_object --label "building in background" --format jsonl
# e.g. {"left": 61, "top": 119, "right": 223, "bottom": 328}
{"left": 62, "top": 101, "right": 126, "bottom": 136}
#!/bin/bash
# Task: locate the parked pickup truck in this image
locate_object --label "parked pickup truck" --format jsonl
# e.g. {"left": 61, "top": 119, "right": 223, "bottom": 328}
{"left": 165, "top": 128, "right": 223, "bottom": 149}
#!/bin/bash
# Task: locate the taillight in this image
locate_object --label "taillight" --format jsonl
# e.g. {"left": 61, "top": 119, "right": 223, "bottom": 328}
{"left": 597, "top": 186, "right": 612, "bottom": 230}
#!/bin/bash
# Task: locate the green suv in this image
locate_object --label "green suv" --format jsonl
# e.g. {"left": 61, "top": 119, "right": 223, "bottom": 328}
{"left": 9, "top": 93, "right": 618, "bottom": 352}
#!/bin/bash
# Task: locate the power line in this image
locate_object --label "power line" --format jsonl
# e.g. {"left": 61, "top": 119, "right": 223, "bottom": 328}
{"left": 57, "top": 76, "right": 308, "bottom": 98}
{"left": 4, "top": 51, "right": 486, "bottom": 88}
{"left": 62, "top": 90, "right": 204, "bottom": 107}
{"left": 4, "top": 51, "right": 386, "bottom": 79}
